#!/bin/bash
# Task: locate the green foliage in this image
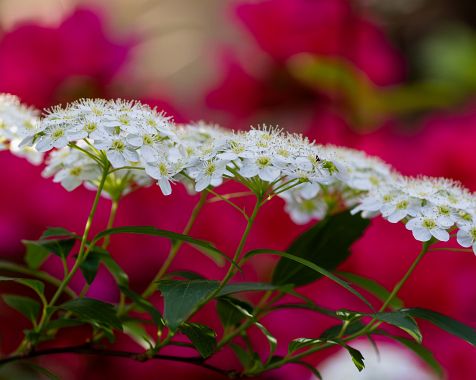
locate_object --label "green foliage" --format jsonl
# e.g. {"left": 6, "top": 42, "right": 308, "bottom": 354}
{"left": 59, "top": 298, "right": 122, "bottom": 331}
{"left": 373, "top": 311, "right": 422, "bottom": 342}
{"left": 0, "top": 276, "right": 45, "bottom": 298}
{"left": 119, "top": 286, "right": 163, "bottom": 327}
{"left": 2, "top": 295, "right": 40, "bottom": 323}
{"left": 402, "top": 308, "right": 476, "bottom": 346}
{"left": 23, "top": 227, "right": 78, "bottom": 269}
{"left": 338, "top": 272, "right": 404, "bottom": 309}
{"left": 247, "top": 250, "right": 373, "bottom": 310}
{"left": 386, "top": 334, "right": 444, "bottom": 378}
{"left": 93, "top": 226, "right": 231, "bottom": 267}
{"left": 181, "top": 323, "right": 217, "bottom": 358}
{"left": 219, "top": 282, "right": 278, "bottom": 296}
{"left": 158, "top": 280, "right": 219, "bottom": 331}
{"left": 217, "top": 297, "right": 253, "bottom": 328}
{"left": 272, "top": 211, "right": 370, "bottom": 287}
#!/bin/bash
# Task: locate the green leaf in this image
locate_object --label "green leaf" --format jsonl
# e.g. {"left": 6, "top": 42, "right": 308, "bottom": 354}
{"left": 402, "top": 308, "right": 476, "bottom": 346}
{"left": 59, "top": 298, "right": 122, "bottom": 331}
{"left": 230, "top": 343, "right": 261, "bottom": 372}
{"left": 338, "top": 272, "right": 404, "bottom": 309}
{"left": 123, "top": 320, "right": 154, "bottom": 349}
{"left": 157, "top": 280, "right": 220, "bottom": 331}
{"left": 166, "top": 271, "right": 206, "bottom": 280}
{"left": 46, "top": 317, "right": 85, "bottom": 330}
{"left": 23, "top": 234, "right": 77, "bottom": 269}
{"left": 217, "top": 297, "right": 253, "bottom": 328}
{"left": 255, "top": 322, "right": 277, "bottom": 363}
{"left": 246, "top": 250, "right": 373, "bottom": 310}
{"left": 97, "top": 248, "right": 129, "bottom": 287}
{"left": 345, "top": 344, "right": 365, "bottom": 371}
{"left": 289, "top": 338, "right": 324, "bottom": 354}
{"left": 387, "top": 334, "right": 444, "bottom": 378}
{"left": 272, "top": 210, "right": 370, "bottom": 287}
{"left": 93, "top": 226, "right": 235, "bottom": 268}
{"left": 218, "top": 282, "right": 277, "bottom": 296}
{"left": 40, "top": 227, "right": 78, "bottom": 239}
{"left": 373, "top": 311, "right": 422, "bottom": 342}
{"left": 119, "top": 286, "right": 163, "bottom": 327}
{"left": 182, "top": 323, "right": 217, "bottom": 358}
{"left": 2, "top": 294, "right": 40, "bottom": 323}
{"left": 0, "top": 276, "right": 45, "bottom": 297}
{"left": 80, "top": 251, "right": 102, "bottom": 285}
{"left": 320, "top": 320, "right": 366, "bottom": 339}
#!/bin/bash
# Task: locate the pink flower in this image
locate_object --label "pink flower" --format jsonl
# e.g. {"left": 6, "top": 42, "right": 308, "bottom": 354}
{"left": 0, "top": 8, "right": 135, "bottom": 108}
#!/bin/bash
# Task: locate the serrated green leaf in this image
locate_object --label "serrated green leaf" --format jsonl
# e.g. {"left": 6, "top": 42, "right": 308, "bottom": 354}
{"left": 373, "top": 311, "right": 422, "bottom": 342}
{"left": 182, "top": 323, "right": 217, "bottom": 358}
{"left": 46, "top": 317, "right": 85, "bottom": 330}
{"left": 119, "top": 286, "right": 163, "bottom": 327}
{"left": 157, "top": 280, "right": 220, "bottom": 331}
{"left": 338, "top": 272, "right": 403, "bottom": 309}
{"left": 345, "top": 344, "right": 365, "bottom": 371}
{"left": 402, "top": 308, "right": 476, "bottom": 346}
{"left": 2, "top": 294, "right": 40, "bottom": 323}
{"left": 217, "top": 297, "right": 253, "bottom": 328}
{"left": 246, "top": 250, "right": 373, "bottom": 310}
{"left": 272, "top": 211, "right": 370, "bottom": 287}
{"left": 59, "top": 298, "right": 122, "bottom": 331}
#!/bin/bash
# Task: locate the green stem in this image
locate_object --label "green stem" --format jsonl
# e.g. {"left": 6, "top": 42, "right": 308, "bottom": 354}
{"left": 78, "top": 198, "right": 119, "bottom": 299}
{"left": 157, "top": 197, "right": 262, "bottom": 349}
{"left": 141, "top": 191, "right": 208, "bottom": 300}
{"left": 102, "top": 199, "right": 119, "bottom": 250}
{"left": 253, "top": 242, "right": 432, "bottom": 375}
{"left": 34, "top": 163, "right": 110, "bottom": 337}
{"left": 378, "top": 242, "right": 430, "bottom": 313}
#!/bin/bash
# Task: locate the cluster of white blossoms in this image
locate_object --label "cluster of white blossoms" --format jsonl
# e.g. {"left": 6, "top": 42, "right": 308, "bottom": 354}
{"left": 1, "top": 94, "right": 476, "bottom": 254}
{"left": 0, "top": 94, "right": 43, "bottom": 164}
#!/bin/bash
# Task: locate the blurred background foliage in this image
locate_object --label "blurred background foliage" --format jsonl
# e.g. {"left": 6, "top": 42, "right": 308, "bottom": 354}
{"left": 1, "top": 0, "right": 476, "bottom": 379}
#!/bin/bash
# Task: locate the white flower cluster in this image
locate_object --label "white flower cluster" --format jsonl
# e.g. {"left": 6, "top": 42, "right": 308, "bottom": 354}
{"left": 2, "top": 94, "right": 475, "bottom": 254}
{"left": 0, "top": 94, "right": 43, "bottom": 164}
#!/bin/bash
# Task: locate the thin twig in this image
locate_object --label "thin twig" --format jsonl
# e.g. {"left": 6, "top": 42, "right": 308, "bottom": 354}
{"left": 0, "top": 344, "right": 234, "bottom": 377}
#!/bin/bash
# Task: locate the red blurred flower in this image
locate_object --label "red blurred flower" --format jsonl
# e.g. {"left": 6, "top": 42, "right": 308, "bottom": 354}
{"left": 0, "top": 8, "right": 135, "bottom": 109}
{"left": 206, "top": 0, "right": 404, "bottom": 125}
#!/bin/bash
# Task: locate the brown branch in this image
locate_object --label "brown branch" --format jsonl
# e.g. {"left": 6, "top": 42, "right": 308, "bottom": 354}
{"left": 0, "top": 344, "right": 237, "bottom": 378}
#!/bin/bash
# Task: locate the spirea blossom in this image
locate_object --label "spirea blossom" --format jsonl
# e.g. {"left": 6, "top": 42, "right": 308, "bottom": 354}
{"left": 0, "top": 94, "right": 43, "bottom": 164}
{"left": 3, "top": 93, "right": 476, "bottom": 254}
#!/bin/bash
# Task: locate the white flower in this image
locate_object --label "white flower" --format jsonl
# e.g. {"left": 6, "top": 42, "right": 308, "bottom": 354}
{"left": 456, "top": 224, "right": 476, "bottom": 255}
{"left": 143, "top": 159, "right": 178, "bottom": 195}
{"left": 95, "top": 135, "right": 139, "bottom": 168}
{"left": 405, "top": 215, "right": 450, "bottom": 242}
{"left": 281, "top": 190, "right": 328, "bottom": 224}
{"left": 34, "top": 125, "right": 69, "bottom": 152}
{"left": 239, "top": 155, "right": 281, "bottom": 182}
{"left": 188, "top": 158, "right": 230, "bottom": 192}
